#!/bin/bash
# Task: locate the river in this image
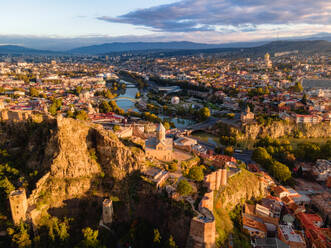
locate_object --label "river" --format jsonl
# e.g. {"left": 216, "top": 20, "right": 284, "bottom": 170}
{"left": 114, "top": 80, "right": 196, "bottom": 129}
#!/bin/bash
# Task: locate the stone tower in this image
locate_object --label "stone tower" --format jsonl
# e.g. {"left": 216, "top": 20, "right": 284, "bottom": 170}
{"left": 264, "top": 53, "right": 272, "bottom": 68}
{"left": 9, "top": 188, "right": 28, "bottom": 225}
{"left": 156, "top": 123, "right": 166, "bottom": 142}
{"left": 102, "top": 199, "right": 113, "bottom": 225}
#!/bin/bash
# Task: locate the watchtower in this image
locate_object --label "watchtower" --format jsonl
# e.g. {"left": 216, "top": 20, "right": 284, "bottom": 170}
{"left": 102, "top": 199, "right": 113, "bottom": 225}
{"left": 9, "top": 188, "right": 28, "bottom": 225}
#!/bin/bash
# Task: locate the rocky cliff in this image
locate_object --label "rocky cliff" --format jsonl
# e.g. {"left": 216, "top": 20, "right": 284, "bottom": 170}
{"left": 213, "top": 169, "right": 267, "bottom": 243}
{"left": 239, "top": 121, "right": 331, "bottom": 140}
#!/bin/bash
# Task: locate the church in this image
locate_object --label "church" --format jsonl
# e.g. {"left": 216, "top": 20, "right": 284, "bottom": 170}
{"left": 145, "top": 123, "right": 173, "bottom": 161}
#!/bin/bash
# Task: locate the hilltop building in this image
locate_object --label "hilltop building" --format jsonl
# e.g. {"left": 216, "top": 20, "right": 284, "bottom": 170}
{"left": 265, "top": 53, "right": 272, "bottom": 68}
{"left": 145, "top": 123, "right": 173, "bottom": 161}
{"left": 241, "top": 106, "right": 255, "bottom": 123}
{"left": 9, "top": 188, "right": 28, "bottom": 225}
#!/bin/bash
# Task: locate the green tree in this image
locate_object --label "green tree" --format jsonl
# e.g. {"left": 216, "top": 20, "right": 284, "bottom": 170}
{"left": 168, "top": 235, "right": 177, "bottom": 248}
{"left": 252, "top": 147, "right": 273, "bottom": 168}
{"left": 198, "top": 107, "right": 210, "bottom": 121}
{"left": 75, "top": 86, "right": 83, "bottom": 95}
{"left": 270, "top": 161, "right": 291, "bottom": 183}
{"left": 224, "top": 146, "right": 234, "bottom": 156}
{"left": 176, "top": 179, "right": 193, "bottom": 196}
{"left": 10, "top": 223, "right": 32, "bottom": 248}
{"left": 80, "top": 227, "right": 103, "bottom": 248}
{"left": 188, "top": 166, "right": 204, "bottom": 182}
{"left": 113, "top": 125, "right": 120, "bottom": 132}
{"left": 75, "top": 110, "right": 88, "bottom": 120}
{"left": 48, "top": 103, "right": 57, "bottom": 116}
{"left": 99, "top": 100, "right": 112, "bottom": 113}
{"left": 163, "top": 121, "right": 171, "bottom": 130}
{"left": 29, "top": 87, "right": 39, "bottom": 97}
{"left": 153, "top": 228, "right": 161, "bottom": 244}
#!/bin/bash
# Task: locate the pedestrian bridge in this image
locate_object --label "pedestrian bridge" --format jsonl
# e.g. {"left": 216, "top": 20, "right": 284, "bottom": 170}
{"left": 114, "top": 97, "right": 138, "bottom": 102}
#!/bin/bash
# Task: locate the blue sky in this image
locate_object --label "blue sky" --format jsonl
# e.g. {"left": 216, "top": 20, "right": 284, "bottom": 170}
{"left": 1, "top": 0, "right": 330, "bottom": 50}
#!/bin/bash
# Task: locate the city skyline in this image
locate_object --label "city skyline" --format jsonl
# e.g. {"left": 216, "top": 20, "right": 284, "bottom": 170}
{"left": 1, "top": 0, "right": 331, "bottom": 50}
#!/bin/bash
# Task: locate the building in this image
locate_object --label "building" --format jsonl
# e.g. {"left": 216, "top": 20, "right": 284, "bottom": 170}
{"left": 241, "top": 106, "right": 255, "bottom": 122}
{"left": 102, "top": 199, "right": 113, "bottom": 225}
{"left": 312, "top": 159, "right": 331, "bottom": 181}
{"left": 145, "top": 123, "right": 173, "bottom": 161}
{"left": 296, "top": 213, "right": 331, "bottom": 248}
{"left": 277, "top": 225, "right": 306, "bottom": 248}
{"left": 9, "top": 188, "right": 28, "bottom": 225}
{"left": 174, "top": 136, "right": 197, "bottom": 152}
{"left": 265, "top": 53, "right": 272, "bottom": 68}
{"left": 242, "top": 214, "right": 267, "bottom": 238}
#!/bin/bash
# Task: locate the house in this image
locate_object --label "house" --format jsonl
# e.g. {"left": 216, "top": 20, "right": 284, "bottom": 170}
{"left": 312, "top": 159, "right": 331, "bottom": 181}
{"left": 242, "top": 213, "right": 267, "bottom": 238}
{"left": 296, "top": 213, "right": 331, "bottom": 248}
{"left": 277, "top": 225, "right": 306, "bottom": 248}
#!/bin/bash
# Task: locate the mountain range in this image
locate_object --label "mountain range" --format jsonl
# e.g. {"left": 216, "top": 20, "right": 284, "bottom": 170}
{"left": 0, "top": 40, "right": 330, "bottom": 56}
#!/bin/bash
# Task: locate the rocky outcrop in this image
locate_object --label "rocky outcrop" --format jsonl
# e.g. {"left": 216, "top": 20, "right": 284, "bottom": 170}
{"left": 238, "top": 121, "right": 331, "bottom": 140}
{"left": 216, "top": 170, "right": 267, "bottom": 211}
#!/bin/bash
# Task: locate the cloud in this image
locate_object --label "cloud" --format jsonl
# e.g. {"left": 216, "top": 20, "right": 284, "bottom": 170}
{"left": 97, "top": 0, "right": 331, "bottom": 32}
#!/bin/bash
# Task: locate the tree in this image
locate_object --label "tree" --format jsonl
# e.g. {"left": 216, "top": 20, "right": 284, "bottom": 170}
{"left": 75, "top": 110, "right": 88, "bottom": 120}
{"left": 198, "top": 107, "right": 210, "bottom": 121}
{"left": 80, "top": 227, "right": 103, "bottom": 248}
{"left": 295, "top": 142, "right": 321, "bottom": 162}
{"left": 224, "top": 146, "right": 234, "bottom": 156}
{"left": 10, "top": 223, "right": 32, "bottom": 248}
{"left": 321, "top": 140, "right": 331, "bottom": 159}
{"left": 29, "top": 87, "right": 39, "bottom": 97}
{"left": 270, "top": 161, "right": 291, "bottom": 183}
{"left": 75, "top": 86, "right": 83, "bottom": 95}
{"left": 188, "top": 166, "right": 204, "bottom": 182}
{"left": 153, "top": 229, "right": 161, "bottom": 244}
{"left": 168, "top": 162, "right": 178, "bottom": 172}
{"left": 99, "top": 100, "right": 112, "bottom": 113}
{"left": 252, "top": 147, "right": 273, "bottom": 168}
{"left": 163, "top": 121, "right": 170, "bottom": 130}
{"left": 176, "top": 179, "right": 193, "bottom": 196}
{"left": 48, "top": 103, "right": 57, "bottom": 116}
{"left": 292, "top": 81, "right": 303, "bottom": 92}
{"left": 168, "top": 235, "right": 177, "bottom": 248}
{"left": 113, "top": 125, "right": 120, "bottom": 132}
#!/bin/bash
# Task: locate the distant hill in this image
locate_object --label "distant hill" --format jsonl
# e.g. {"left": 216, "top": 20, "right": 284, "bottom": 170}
{"left": 68, "top": 41, "right": 231, "bottom": 54}
{"left": 0, "top": 45, "right": 55, "bottom": 55}
{"left": 0, "top": 40, "right": 330, "bottom": 57}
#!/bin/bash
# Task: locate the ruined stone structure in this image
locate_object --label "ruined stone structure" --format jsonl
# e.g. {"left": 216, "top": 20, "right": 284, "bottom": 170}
{"left": 145, "top": 123, "right": 173, "bottom": 161}
{"left": 204, "top": 168, "right": 228, "bottom": 191}
{"left": 0, "top": 109, "right": 49, "bottom": 122}
{"left": 9, "top": 189, "right": 28, "bottom": 225}
{"left": 187, "top": 168, "right": 228, "bottom": 248}
{"left": 102, "top": 199, "right": 114, "bottom": 225}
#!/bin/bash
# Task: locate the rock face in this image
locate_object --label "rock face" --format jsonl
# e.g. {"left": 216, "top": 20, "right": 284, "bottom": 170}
{"left": 0, "top": 115, "right": 145, "bottom": 210}
{"left": 239, "top": 121, "right": 331, "bottom": 140}
{"left": 216, "top": 170, "right": 267, "bottom": 211}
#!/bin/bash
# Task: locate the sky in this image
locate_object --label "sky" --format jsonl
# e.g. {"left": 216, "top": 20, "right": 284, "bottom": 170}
{"left": 1, "top": 0, "right": 331, "bottom": 50}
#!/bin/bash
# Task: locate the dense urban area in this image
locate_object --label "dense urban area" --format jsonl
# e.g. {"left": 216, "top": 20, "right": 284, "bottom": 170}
{"left": 0, "top": 45, "right": 330, "bottom": 248}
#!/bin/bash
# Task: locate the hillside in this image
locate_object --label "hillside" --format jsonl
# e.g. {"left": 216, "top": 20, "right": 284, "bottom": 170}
{"left": 0, "top": 45, "right": 55, "bottom": 55}
{"left": 0, "top": 115, "right": 191, "bottom": 247}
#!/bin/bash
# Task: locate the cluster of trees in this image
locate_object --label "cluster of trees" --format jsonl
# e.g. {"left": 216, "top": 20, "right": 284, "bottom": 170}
{"left": 48, "top": 98, "right": 63, "bottom": 116}
{"left": 248, "top": 87, "right": 270, "bottom": 97}
{"left": 98, "top": 100, "right": 124, "bottom": 115}
{"left": 295, "top": 141, "right": 331, "bottom": 162}
{"left": 176, "top": 179, "right": 193, "bottom": 196}
{"left": 252, "top": 147, "right": 291, "bottom": 183}
{"left": 95, "top": 89, "right": 117, "bottom": 99}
